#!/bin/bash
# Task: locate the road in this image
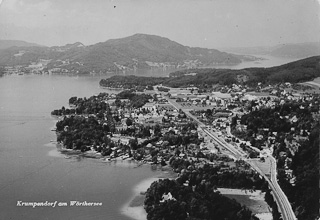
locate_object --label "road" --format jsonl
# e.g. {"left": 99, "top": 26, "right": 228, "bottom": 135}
{"left": 166, "top": 97, "right": 297, "bottom": 220}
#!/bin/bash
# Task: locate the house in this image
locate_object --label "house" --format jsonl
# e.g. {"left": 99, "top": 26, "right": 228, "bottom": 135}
{"left": 142, "top": 102, "right": 156, "bottom": 111}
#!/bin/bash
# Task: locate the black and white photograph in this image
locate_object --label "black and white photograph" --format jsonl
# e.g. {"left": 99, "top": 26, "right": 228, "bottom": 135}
{"left": 0, "top": 0, "right": 319, "bottom": 219}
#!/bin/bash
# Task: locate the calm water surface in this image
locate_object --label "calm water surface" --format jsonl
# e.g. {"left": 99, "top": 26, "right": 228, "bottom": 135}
{"left": 0, "top": 75, "right": 161, "bottom": 220}
{"left": 0, "top": 56, "right": 297, "bottom": 219}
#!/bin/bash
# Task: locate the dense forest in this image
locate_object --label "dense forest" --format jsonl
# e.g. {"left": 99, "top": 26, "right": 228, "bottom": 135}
{"left": 99, "top": 75, "right": 167, "bottom": 90}
{"left": 115, "top": 90, "right": 152, "bottom": 108}
{"left": 288, "top": 125, "right": 319, "bottom": 220}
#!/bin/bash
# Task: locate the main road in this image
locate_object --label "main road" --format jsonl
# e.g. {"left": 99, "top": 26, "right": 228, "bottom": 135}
{"left": 166, "top": 97, "right": 297, "bottom": 220}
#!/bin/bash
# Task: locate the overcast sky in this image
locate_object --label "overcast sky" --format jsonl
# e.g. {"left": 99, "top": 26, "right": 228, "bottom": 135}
{"left": 0, "top": 0, "right": 319, "bottom": 48}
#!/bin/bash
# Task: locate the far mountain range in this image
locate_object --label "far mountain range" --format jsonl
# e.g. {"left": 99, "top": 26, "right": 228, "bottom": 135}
{"left": 0, "top": 34, "right": 319, "bottom": 75}
{"left": 220, "top": 42, "right": 320, "bottom": 58}
{"left": 0, "top": 34, "right": 259, "bottom": 74}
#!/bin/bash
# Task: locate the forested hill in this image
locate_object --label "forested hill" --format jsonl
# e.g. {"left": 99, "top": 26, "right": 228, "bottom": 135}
{"left": 167, "top": 56, "right": 320, "bottom": 86}
{"left": 100, "top": 56, "right": 320, "bottom": 88}
{"left": 0, "top": 34, "right": 256, "bottom": 73}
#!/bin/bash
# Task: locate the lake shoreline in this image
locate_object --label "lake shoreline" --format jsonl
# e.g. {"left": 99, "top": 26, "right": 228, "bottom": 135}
{"left": 121, "top": 170, "right": 177, "bottom": 220}
{"left": 120, "top": 177, "right": 159, "bottom": 220}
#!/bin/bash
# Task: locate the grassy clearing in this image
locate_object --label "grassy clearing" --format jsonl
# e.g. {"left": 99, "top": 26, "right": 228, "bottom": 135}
{"left": 218, "top": 188, "right": 271, "bottom": 215}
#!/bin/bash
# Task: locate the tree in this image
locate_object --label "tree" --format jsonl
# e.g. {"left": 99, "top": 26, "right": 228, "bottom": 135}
{"left": 129, "top": 138, "right": 138, "bottom": 150}
{"left": 154, "top": 124, "right": 161, "bottom": 136}
{"left": 126, "top": 118, "right": 133, "bottom": 126}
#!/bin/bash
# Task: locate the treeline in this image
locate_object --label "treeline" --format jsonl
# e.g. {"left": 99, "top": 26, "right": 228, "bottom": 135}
{"left": 116, "top": 90, "right": 152, "bottom": 108}
{"left": 100, "top": 75, "right": 167, "bottom": 90}
{"left": 51, "top": 92, "right": 110, "bottom": 116}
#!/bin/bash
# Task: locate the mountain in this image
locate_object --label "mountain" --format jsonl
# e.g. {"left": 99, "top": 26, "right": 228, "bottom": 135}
{"left": 269, "top": 42, "right": 320, "bottom": 58}
{"left": 0, "top": 34, "right": 257, "bottom": 74}
{"left": 0, "top": 40, "right": 45, "bottom": 50}
{"left": 221, "top": 42, "right": 320, "bottom": 58}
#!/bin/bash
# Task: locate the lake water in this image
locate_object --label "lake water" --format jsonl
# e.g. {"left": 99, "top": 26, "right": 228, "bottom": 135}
{"left": 0, "top": 75, "right": 162, "bottom": 220}
{"left": 0, "top": 56, "right": 297, "bottom": 219}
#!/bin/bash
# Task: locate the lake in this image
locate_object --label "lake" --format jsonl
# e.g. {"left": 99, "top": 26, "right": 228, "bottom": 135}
{"left": 0, "top": 56, "right": 298, "bottom": 219}
{"left": 0, "top": 75, "right": 162, "bottom": 220}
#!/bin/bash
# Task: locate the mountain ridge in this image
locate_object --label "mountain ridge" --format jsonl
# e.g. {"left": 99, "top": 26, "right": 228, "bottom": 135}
{"left": 220, "top": 42, "right": 320, "bottom": 58}
{"left": 0, "top": 40, "right": 45, "bottom": 50}
{"left": 0, "top": 34, "right": 258, "bottom": 74}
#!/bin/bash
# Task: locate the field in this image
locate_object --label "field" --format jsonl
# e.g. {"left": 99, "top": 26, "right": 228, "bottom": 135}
{"left": 218, "top": 188, "right": 272, "bottom": 220}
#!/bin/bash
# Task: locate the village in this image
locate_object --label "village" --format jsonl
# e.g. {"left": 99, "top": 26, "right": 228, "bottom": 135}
{"left": 52, "top": 79, "right": 319, "bottom": 190}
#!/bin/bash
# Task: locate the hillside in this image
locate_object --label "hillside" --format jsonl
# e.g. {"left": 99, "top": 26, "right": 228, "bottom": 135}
{"left": 100, "top": 56, "right": 320, "bottom": 88}
{"left": 0, "top": 34, "right": 257, "bottom": 74}
{"left": 0, "top": 40, "right": 44, "bottom": 50}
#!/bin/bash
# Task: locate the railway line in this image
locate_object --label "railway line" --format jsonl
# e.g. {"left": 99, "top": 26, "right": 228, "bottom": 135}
{"left": 166, "top": 98, "right": 297, "bottom": 220}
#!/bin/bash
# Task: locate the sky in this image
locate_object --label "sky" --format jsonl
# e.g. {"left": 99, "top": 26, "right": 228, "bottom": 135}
{"left": 0, "top": 0, "right": 319, "bottom": 48}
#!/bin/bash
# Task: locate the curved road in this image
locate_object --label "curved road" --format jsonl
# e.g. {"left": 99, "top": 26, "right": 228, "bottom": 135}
{"left": 166, "top": 98, "right": 297, "bottom": 220}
